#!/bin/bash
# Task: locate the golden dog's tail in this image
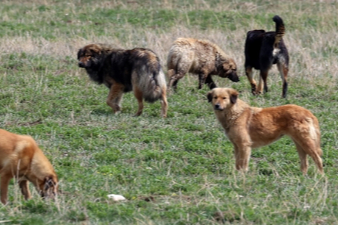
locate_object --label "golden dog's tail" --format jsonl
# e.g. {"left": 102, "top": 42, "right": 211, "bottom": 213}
{"left": 134, "top": 49, "right": 167, "bottom": 103}
{"left": 307, "top": 117, "right": 322, "bottom": 155}
{"left": 272, "top": 15, "right": 285, "bottom": 48}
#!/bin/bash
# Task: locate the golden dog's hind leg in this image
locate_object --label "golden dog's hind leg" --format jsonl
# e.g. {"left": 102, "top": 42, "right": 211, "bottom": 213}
{"left": 107, "top": 83, "right": 124, "bottom": 114}
{"left": 19, "top": 180, "right": 31, "bottom": 200}
{"left": 294, "top": 142, "right": 309, "bottom": 175}
{"left": 133, "top": 86, "right": 144, "bottom": 116}
{"left": 1, "top": 175, "right": 12, "bottom": 205}
{"left": 294, "top": 137, "right": 324, "bottom": 174}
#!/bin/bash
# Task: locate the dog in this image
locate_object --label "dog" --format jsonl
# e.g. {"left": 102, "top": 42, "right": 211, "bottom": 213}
{"left": 0, "top": 129, "right": 58, "bottom": 205}
{"left": 78, "top": 44, "right": 168, "bottom": 117}
{"left": 167, "top": 38, "right": 239, "bottom": 91}
{"left": 207, "top": 88, "right": 323, "bottom": 175}
{"left": 244, "top": 15, "right": 289, "bottom": 98}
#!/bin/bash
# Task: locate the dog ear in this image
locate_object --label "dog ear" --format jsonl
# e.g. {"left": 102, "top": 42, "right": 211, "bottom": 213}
{"left": 229, "top": 89, "right": 238, "bottom": 104}
{"left": 77, "top": 48, "right": 82, "bottom": 59}
{"left": 44, "top": 176, "right": 56, "bottom": 191}
{"left": 207, "top": 91, "right": 213, "bottom": 102}
{"left": 223, "top": 63, "right": 230, "bottom": 71}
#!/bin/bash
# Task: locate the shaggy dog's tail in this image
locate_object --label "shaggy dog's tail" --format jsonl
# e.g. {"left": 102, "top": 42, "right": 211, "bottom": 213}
{"left": 273, "top": 15, "right": 285, "bottom": 48}
{"left": 136, "top": 53, "right": 166, "bottom": 103}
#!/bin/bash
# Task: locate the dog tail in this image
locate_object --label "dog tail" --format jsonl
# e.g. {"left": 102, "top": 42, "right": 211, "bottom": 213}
{"left": 136, "top": 52, "right": 167, "bottom": 103}
{"left": 307, "top": 117, "right": 323, "bottom": 156}
{"left": 272, "top": 15, "right": 285, "bottom": 47}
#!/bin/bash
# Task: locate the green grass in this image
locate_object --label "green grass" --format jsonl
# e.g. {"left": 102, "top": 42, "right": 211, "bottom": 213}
{"left": 1, "top": 0, "right": 338, "bottom": 224}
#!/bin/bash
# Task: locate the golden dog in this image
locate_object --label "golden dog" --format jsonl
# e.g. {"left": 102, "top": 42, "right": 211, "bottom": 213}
{"left": 207, "top": 88, "right": 323, "bottom": 175}
{"left": 0, "top": 129, "right": 58, "bottom": 204}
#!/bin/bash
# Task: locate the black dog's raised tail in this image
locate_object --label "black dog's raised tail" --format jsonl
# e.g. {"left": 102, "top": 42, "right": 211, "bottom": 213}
{"left": 272, "top": 15, "right": 285, "bottom": 47}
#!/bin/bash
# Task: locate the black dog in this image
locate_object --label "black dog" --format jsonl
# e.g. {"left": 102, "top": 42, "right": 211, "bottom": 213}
{"left": 244, "top": 15, "right": 289, "bottom": 98}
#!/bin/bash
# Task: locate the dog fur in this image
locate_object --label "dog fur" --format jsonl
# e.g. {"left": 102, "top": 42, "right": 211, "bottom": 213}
{"left": 207, "top": 88, "right": 323, "bottom": 175}
{"left": 167, "top": 38, "right": 239, "bottom": 91}
{"left": 244, "top": 15, "right": 289, "bottom": 98}
{"left": 0, "top": 129, "right": 58, "bottom": 205}
{"left": 78, "top": 44, "right": 168, "bottom": 117}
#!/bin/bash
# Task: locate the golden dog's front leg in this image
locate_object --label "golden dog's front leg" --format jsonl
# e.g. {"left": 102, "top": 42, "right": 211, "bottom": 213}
{"left": 19, "top": 180, "right": 31, "bottom": 200}
{"left": 1, "top": 175, "right": 11, "bottom": 205}
{"left": 234, "top": 143, "right": 251, "bottom": 172}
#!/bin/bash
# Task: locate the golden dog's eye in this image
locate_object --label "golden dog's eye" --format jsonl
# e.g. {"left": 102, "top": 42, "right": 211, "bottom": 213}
{"left": 223, "top": 97, "right": 226, "bottom": 99}
{"left": 214, "top": 96, "right": 217, "bottom": 99}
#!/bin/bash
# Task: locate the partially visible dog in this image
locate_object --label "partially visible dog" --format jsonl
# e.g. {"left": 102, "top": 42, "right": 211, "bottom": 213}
{"left": 167, "top": 38, "right": 239, "bottom": 91}
{"left": 78, "top": 44, "right": 168, "bottom": 117}
{"left": 244, "top": 15, "right": 289, "bottom": 98}
{"left": 207, "top": 88, "right": 323, "bottom": 175}
{"left": 0, "top": 129, "right": 58, "bottom": 205}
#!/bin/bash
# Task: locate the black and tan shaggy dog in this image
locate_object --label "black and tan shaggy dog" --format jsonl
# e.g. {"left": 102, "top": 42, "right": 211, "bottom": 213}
{"left": 244, "top": 15, "right": 289, "bottom": 98}
{"left": 0, "top": 129, "right": 58, "bottom": 205}
{"left": 78, "top": 44, "right": 168, "bottom": 117}
{"left": 167, "top": 38, "right": 239, "bottom": 91}
{"left": 207, "top": 88, "right": 324, "bottom": 175}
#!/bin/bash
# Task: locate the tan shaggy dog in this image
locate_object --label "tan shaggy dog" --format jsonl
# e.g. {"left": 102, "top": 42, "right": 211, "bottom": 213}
{"left": 167, "top": 38, "right": 239, "bottom": 91}
{"left": 0, "top": 129, "right": 58, "bottom": 205}
{"left": 207, "top": 88, "right": 323, "bottom": 175}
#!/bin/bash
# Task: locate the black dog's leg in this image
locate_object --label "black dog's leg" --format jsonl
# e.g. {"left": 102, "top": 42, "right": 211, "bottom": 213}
{"left": 245, "top": 67, "right": 257, "bottom": 95}
{"left": 260, "top": 70, "right": 269, "bottom": 93}
{"left": 277, "top": 62, "right": 289, "bottom": 98}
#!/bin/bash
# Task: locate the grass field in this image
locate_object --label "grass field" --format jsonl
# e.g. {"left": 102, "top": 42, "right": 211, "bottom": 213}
{"left": 1, "top": 0, "right": 338, "bottom": 224}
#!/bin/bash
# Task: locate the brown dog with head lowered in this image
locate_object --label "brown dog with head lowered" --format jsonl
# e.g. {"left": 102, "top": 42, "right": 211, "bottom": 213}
{"left": 207, "top": 88, "right": 323, "bottom": 175}
{"left": 167, "top": 38, "right": 239, "bottom": 91}
{"left": 0, "top": 129, "right": 58, "bottom": 205}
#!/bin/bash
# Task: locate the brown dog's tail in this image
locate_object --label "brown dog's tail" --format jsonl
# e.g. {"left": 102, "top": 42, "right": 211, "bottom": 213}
{"left": 272, "top": 15, "right": 285, "bottom": 47}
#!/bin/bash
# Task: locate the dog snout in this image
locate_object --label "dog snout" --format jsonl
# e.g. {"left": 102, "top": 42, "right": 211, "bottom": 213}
{"left": 229, "top": 72, "right": 240, "bottom": 82}
{"left": 214, "top": 103, "right": 222, "bottom": 110}
{"left": 78, "top": 61, "right": 85, "bottom": 68}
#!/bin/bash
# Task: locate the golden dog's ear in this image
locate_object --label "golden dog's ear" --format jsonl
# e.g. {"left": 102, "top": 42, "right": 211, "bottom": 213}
{"left": 207, "top": 91, "right": 213, "bottom": 102}
{"left": 229, "top": 89, "right": 238, "bottom": 104}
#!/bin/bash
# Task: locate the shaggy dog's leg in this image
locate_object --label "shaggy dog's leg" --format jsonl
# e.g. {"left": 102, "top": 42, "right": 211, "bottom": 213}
{"left": 107, "top": 83, "right": 124, "bottom": 113}
{"left": 205, "top": 76, "right": 217, "bottom": 89}
{"left": 160, "top": 91, "right": 168, "bottom": 118}
{"left": 198, "top": 70, "right": 210, "bottom": 89}
{"left": 19, "top": 180, "right": 31, "bottom": 200}
{"left": 168, "top": 71, "right": 186, "bottom": 91}
{"left": 133, "top": 86, "right": 144, "bottom": 116}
